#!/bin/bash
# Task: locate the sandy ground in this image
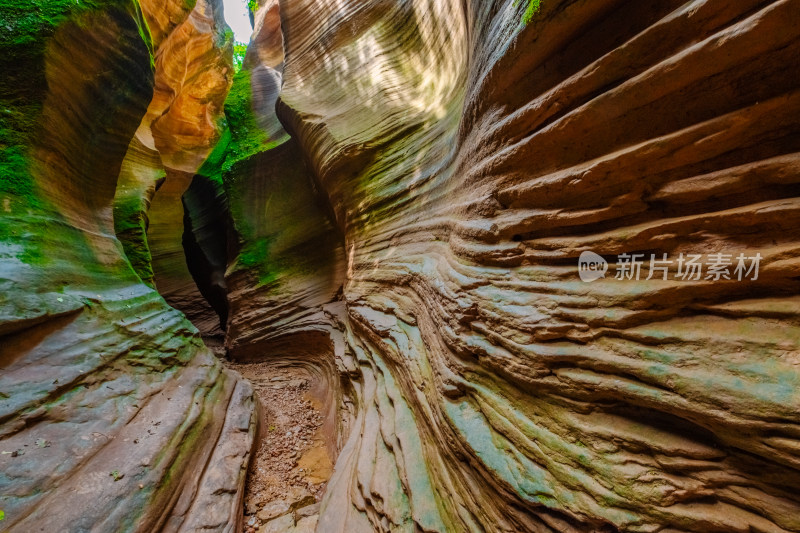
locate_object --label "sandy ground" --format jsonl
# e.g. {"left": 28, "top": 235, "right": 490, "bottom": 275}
{"left": 221, "top": 358, "right": 333, "bottom": 533}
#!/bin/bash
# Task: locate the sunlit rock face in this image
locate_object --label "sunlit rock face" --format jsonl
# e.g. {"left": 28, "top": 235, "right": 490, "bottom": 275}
{"left": 225, "top": 0, "right": 800, "bottom": 530}
{"left": 195, "top": 0, "right": 345, "bottom": 361}
{"left": 115, "top": 0, "right": 233, "bottom": 335}
{"left": 187, "top": 0, "right": 350, "bottom": 499}
{"left": 3, "top": 0, "right": 800, "bottom": 530}
{"left": 0, "top": 0, "right": 255, "bottom": 530}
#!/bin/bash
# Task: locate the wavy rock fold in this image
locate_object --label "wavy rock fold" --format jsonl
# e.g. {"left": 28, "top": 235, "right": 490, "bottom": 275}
{"left": 2, "top": 0, "right": 800, "bottom": 532}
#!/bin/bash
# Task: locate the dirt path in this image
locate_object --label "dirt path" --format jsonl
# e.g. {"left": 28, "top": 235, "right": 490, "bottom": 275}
{"left": 222, "top": 360, "right": 334, "bottom": 533}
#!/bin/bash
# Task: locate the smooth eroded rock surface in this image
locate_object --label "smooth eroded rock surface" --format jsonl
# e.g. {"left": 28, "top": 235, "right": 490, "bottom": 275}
{"left": 0, "top": 0, "right": 255, "bottom": 530}
{"left": 223, "top": 0, "right": 800, "bottom": 531}
{"left": 3, "top": 0, "right": 800, "bottom": 532}
{"left": 115, "top": 0, "right": 233, "bottom": 336}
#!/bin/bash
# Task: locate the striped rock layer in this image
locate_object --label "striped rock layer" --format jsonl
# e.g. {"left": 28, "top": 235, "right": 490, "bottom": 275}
{"left": 1, "top": 0, "right": 800, "bottom": 532}
{"left": 0, "top": 0, "right": 255, "bottom": 531}
{"left": 221, "top": 0, "right": 800, "bottom": 531}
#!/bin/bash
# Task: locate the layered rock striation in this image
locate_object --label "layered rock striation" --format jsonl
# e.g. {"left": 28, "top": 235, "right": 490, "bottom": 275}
{"left": 3, "top": 0, "right": 800, "bottom": 532}
{"left": 0, "top": 0, "right": 255, "bottom": 530}
{"left": 196, "top": 0, "right": 346, "bottom": 359}
{"left": 225, "top": 0, "right": 800, "bottom": 531}
{"left": 114, "top": 0, "right": 234, "bottom": 336}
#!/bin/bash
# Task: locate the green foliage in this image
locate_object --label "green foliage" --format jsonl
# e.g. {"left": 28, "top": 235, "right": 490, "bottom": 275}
{"left": 0, "top": 509, "right": 4, "bottom": 521}
{"left": 514, "top": 0, "right": 541, "bottom": 25}
{"left": 233, "top": 41, "right": 247, "bottom": 73}
{"left": 222, "top": 26, "right": 234, "bottom": 45}
{"left": 247, "top": 0, "right": 258, "bottom": 12}
{"left": 222, "top": 69, "right": 281, "bottom": 174}
{"left": 110, "top": 470, "right": 124, "bottom": 481}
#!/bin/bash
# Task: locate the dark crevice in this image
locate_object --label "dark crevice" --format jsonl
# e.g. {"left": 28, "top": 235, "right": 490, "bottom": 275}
{"left": 182, "top": 174, "right": 230, "bottom": 332}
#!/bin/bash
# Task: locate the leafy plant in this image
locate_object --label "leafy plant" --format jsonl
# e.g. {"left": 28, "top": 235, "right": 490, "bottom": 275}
{"left": 247, "top": 0, "right": 258, "bottom": 12}
{"left": 0, "top": 509, "right": 5, "bottom": 521}
{"left": 233, "top": 41, "right": 248, "bottom": 73}
{"left": 110, "top": 470, "right": 124, "bottom": 481}
{"left": 514, "top": 0, "right": 542, "bottom": 25}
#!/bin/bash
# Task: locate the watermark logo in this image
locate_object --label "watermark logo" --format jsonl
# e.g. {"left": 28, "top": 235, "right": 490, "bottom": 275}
{"left": 578, "top": 251, "right": 609, "bottom": 282}
{"left": 578, "top": 251, "right": 761, "bottom": 282}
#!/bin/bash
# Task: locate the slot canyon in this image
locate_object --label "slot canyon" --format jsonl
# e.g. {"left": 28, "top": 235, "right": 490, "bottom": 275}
{"left": 1, "top": 0, "right": 800, "bottom": 531}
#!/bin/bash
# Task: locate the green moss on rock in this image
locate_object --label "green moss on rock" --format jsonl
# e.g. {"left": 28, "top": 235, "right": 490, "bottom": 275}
{"left": 513, "top": 0, "right": 541, "bottom": 25}
{"left": 222, "top": 69, "right": 282, "bottom": 173}
{"left": 0, "top": 0, "right": 153, "bottom": 210}
{"left": 114, "top": 194, "right": 158, "bottom": 287}
{"left": 237, "top": 236, "right": 283, "bottom": 286}
{"left": 192, "top": 66, "right": 290, "bottom": 286}
{"left": 0, "top": 0, "right": 154, "bottom": 283}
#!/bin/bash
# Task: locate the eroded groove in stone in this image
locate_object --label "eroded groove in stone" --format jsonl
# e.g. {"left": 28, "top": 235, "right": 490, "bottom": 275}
{"left": 3, "top": 0, "right": 800, "bottom": 531}
{"left": 114, "top": 0, "right": 234, "bottom": 336}
{"left": 225, "top": 0, "right": 800, "bottom": 531}
{"left": 0, "top": 0, "right": 256, "bottom": 530}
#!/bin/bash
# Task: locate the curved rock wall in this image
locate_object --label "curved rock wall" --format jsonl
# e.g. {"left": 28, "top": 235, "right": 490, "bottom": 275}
{"left": 0, "top": 1, "right": 255, "bottom": 530}
{"left": 239, "top": 0, "right": 800, "bottom": 531}
{"left": 115, "top": 0, "right": 233, "bottom": 335}
{"left": 199, "top": 0, "right": 346, "bottom": 359}
{"left": 4, "top": 0, "right": 800, "bottom": 531}
{"left": 201, "top": 0, "right": 351, "bottom": 507}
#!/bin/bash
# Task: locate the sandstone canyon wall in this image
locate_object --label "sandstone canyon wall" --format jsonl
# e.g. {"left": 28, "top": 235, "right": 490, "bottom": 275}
{"left": 115, "top": 0, "right": 233, "bottom": 336}
{"left": 0, "top": 0, "right": 255, "bottom": 531}
{"left": 2, "top": 0, "right": 800, "bottom": 532}
{"left": 227, "top": 0, "right": 800, "bottom": 531}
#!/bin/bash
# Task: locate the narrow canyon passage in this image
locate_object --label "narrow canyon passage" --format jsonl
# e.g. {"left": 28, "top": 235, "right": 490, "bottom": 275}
{"left": 2, "top": 0, "right": 800, "bottom": 532}
{"left": 223, "top": 360, "right": 333, "bottom": 533}
{"left": 203, "top": 333, "right": 339, "bottom": 533}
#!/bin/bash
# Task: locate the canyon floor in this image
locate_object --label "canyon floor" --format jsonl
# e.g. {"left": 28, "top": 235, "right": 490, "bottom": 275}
{"left": 210, "top": 340, "right": 334, "bottom": 533}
